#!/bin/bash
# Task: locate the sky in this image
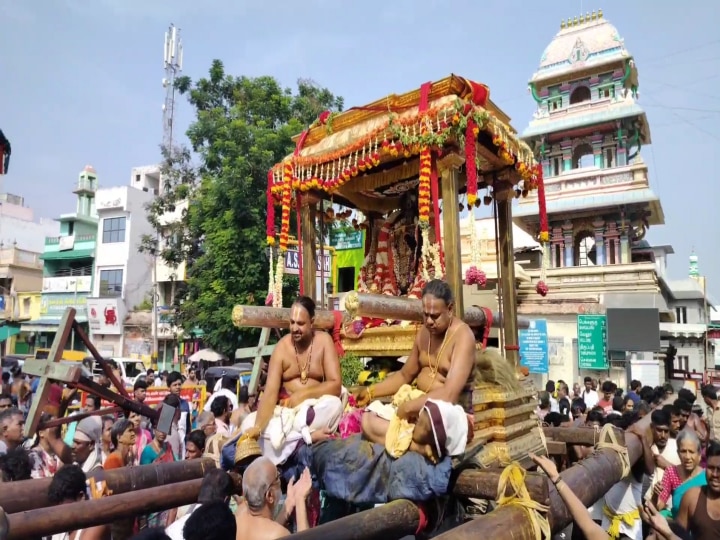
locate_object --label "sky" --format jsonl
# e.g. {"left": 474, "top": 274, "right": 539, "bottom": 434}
{"left": 1, "top": 0, "right": 719, "bottom": 296}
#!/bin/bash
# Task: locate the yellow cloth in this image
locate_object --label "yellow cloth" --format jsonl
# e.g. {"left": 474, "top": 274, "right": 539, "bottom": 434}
{"left": 602, "top": 504, "right": 640, "bottom": 540}
{"left": 382, "top": 384, "right": 425, "bottom": 458}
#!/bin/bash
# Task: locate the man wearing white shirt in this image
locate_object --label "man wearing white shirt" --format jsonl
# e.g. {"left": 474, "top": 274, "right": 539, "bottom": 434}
{"left": 581, "top": 376, "right": 599, "bottom": 410}
{"left": 166, "top": 469, "right": 235, "bottom": 540}
{"left": 204, "top": 376, "right": 239, "bottom": 412}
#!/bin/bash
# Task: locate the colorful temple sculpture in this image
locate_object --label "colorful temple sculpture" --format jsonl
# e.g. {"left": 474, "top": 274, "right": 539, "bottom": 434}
{"left": 513, "top": 10, "right": 670, "bottom": 387}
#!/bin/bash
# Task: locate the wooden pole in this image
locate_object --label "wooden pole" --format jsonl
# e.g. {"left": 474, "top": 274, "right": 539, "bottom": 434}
{"left": 280, "top": 499, "right": 420, "bottom": 540}
{"left": 453, "top": 469, "right": 549, "bottom": 504}
{"left": 494, "top": 185, "right": 519, "bottom": 366}
{"left": 438, "top": 154, "right": 465, "bottom": 318}
{"left": 543, "top": 426, "right": 625, "bottom": 447}
{"left": 433, "top": 403, "right": 661, "bottom": 539}
{"left": 7, "top": 479, "right": 202, "bottom": 540}
{"left": 231, "top": 302, "right": 530, "bottom": 331}
{"left": 0, "top": 457, "right": 215, "bottom": 514}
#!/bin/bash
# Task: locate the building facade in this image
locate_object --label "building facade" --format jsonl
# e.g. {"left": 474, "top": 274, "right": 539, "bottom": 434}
{"left": 0, "top": 247, "right": 43, "bottom": 355}
{"left": 88, "top": 184, "right": 155, "bottom": 358}
{"left": 21, "top": 166, "right": 98, "bottom": 350}
{"left": 511, "top": 11, "right": 668, "bottom": 388}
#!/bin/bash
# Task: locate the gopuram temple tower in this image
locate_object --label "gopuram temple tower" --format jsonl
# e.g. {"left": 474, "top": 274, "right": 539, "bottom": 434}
{"left": 513, "top": 10, "right": 669, "bottom": 387}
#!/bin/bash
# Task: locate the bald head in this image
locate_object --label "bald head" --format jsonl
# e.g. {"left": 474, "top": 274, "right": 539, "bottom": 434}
{"left": 241, "top": 456, "right": 277, "bottom": 512}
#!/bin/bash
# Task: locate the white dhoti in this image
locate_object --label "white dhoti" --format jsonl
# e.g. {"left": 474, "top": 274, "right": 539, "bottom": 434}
{"left": 241, "top": 389, "right": 347, "bottom": 465}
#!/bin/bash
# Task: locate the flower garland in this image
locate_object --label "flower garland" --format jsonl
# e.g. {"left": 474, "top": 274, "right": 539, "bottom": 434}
{"left": 418, "top": 148, "right": 432, "bottom": 226}
{"left": 420, "top": 228, "right": 444, "bottom": 281}
{"left": 465, "top": 119, "right": 479, "bottom": 207}
{"left": 273, "top": 255, "right": 284, "bottom": 307}
{"left": 266, "top": 170, "right": 275, "bottom": 247}
{"left": 266, "top": 248, "right": 275, "bottom": 306}
{"left": 534, "top": 163, "right": 549, "bottom": 297}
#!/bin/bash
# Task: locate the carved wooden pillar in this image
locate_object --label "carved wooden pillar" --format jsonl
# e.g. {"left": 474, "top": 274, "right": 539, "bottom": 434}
{"left": 494, "top": 180, "right": 519, "bottom": 367}
{"left": 438, "top": 154, "right": 464, "bottom": 318}
{"left": 300, "top": 196, "right": 318, "bottom": 301}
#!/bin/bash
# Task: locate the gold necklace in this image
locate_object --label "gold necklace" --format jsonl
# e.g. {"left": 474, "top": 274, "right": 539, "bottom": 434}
{"left": 294, "top": 334, "right": 314, "bottom": 384}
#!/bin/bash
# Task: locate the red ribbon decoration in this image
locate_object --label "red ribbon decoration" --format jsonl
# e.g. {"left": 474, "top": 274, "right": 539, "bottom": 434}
{"left": 429, "top": 154, "right": 442, "bottom": 254}
{"left": 296, "top": 194, "right": 304, "bottom": 296}
{"left": 266, "top": 170, "right": 275, "bottom": 241}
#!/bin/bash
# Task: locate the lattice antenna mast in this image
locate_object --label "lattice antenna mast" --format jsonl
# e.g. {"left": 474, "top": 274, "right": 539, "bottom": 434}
{"left": 162, "top": 24, "right": 183, "bottom": 152}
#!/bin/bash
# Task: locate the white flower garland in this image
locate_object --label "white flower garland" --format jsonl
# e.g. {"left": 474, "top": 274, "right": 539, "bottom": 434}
{"left": 421, "top": 228, "right": 444, "bottom": 281}
{"left": 468, "top": 212, "right": 480, "bottom": 267}
{"left": 273, "top": 256, "right": 284, "bottom": 308}
{"left": 267, "top": 248, "right": 275, "bottom": 297}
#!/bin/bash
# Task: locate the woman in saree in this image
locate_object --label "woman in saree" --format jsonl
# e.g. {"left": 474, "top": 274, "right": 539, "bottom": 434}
{"left": 139, "top": 420, "right": 178, "bottom": 528}
{"left": 652, "top": 429, "right": 705, "bottom": 519}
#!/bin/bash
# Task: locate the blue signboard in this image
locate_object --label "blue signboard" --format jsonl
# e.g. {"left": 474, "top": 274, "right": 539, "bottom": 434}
{"left": 519, "top": 319, "right": 549, "bottom": 374}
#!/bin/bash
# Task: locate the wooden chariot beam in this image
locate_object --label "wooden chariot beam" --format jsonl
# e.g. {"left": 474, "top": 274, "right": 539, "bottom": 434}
{"left": 433, "top": 405, "right": 660, "bottom": 539}
{"left": 281, "top": 499, "right": 421, "bottom": 540}
{"left": 453, "top": 469, "right": 549, "bottom": 504}
{"left": 8, "top": 479, "right": 203, "bottom": 539}
{"left": 0, "top": 457, "right": 216, "bottom": 514}
{"left": 231, "top": 302, "right": 529, "bottom": 331}
{"left": 543, "top": 426, "right": 625, "bottom": 447}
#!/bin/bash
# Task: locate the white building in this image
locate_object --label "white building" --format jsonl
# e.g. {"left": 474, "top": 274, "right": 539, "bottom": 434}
{"left": 87, "top": 185, "right": 155, "bottom": 357}
{"left": 0, "top": 192, "right": 59, "bottom": 252}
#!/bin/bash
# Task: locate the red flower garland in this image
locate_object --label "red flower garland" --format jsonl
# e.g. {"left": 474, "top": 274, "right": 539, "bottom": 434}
{"left": 465, "top": 119, "right": 479, "bottom": 206}
{"left": 266, "top": 170, "right": 275, "bottom": 246}
{"left": 535, "top": 164, "right": 549, "bottom": 243}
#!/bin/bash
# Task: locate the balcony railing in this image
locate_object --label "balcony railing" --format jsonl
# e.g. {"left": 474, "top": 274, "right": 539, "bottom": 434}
{"left": 47, "top": 264, "right": 93, "bottom": 277}
{"left": 74, "top": 178, "right": 97, "bottom": 193}
{"left": 45, "top": 234, "right": 96, "bottom": 245}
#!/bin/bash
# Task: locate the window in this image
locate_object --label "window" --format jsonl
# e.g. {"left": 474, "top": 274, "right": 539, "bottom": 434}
{"left": 569, "top": 86, "right": 591, "bottom": 105}
{"left": 605, "top": 147, "right": 615, "bottom": 168}
{"left": 99, "top": 269, "right": 123, "bottom": 298}
{"left": 102, "top": 217, "right": 126, "bottom": 243}
{"left": 599, "top": 85, "right": 615, "bottom": 99}
{"left": 675, "top": 307, "right": 687, "bottom": 324}
{"left": 552, "top": 157, "right": 561, "bottom": 176}
{"left": 674, "top": 355, "right": 689, "bottom": 372}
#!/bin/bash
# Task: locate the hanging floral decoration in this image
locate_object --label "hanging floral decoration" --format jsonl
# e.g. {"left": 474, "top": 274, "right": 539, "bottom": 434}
{"left": 465, "top": 119, "right": 479, "bottom": 207}
{"left": 265, "top": 86, "right": 541, "bottom": 301}
{"left": 464, "top": 212, "right": 487, "bottom": 287}
{"left": 418, "top": 148, "right": 432, "bottom": 227}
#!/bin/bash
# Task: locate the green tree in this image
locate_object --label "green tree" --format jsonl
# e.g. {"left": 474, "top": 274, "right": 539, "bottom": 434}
{"left": 142, "top": 60, "right": 343, "bottom": 355}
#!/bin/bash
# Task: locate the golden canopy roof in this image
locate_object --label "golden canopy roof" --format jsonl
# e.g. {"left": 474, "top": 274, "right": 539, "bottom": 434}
{"left": 269, "top": 75, "right": 538, "bottom": 213}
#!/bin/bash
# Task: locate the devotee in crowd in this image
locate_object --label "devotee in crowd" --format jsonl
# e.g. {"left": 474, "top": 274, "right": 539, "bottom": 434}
{"left": 29, "top": 412, "right": 62, "bottom": 478}
{"left": 623, "top": 396, "right": 636, "bottom": 413}
{"left": 100, "top": 415, "right": 114, "bottom": 463}
{"left": 678, "top": 388, "right": 708, "bottom": 440}
{"left": 139, "top": 415, "right": 178, "bottom": 528}
{"left": 701, "top": 384, "right": 720, "bottom": 444}
{"left": 204, "top": 376, "right": 239, "bottom": 412}
{"left": 145, "top": 369, "right": 157, "bottom": 387}
{"left": 47, "top": 464, "right": 111, "bottom": 540}
{"left": 104, "top": 418, "right": 136, "bottom": 470}
{"left": 183, "top": 367, "right": 199, "bottom": 387}
{"left": 646, "top": 409, "right": 680, "bottom": 506}
{"left": 165, "top": 469, "right": 235, "bottom": 540}
{"left": 69, "top": 416, "right": 104, "bottom": 475}
{"left": 676, "top": 440, "right": 720, "bottom": 539}
{"left": 536, "top": 391, "right": 552, "bottom": 422}
{"left": 185, "top": 429, "right": 206, "bottom": 460}
{"left": 0, "top": 446, "right": 32, "bottom": 481}
{"left": 64, "top": 394, "right": 101, "bottom": 446}
{"left": 166, "top": 372, "right": 191, "bottom": 447}
{"left": 196, "top": 411, "right": 217, "bottom": 438}
{"left": 211, "top": 395, "right": 233, "bottom": 437}
{"left": 597, "top": 381, "right": 616, "bottom": 415}
{"left": 235, "top": 457, "right": 312, "bottom": 540}
{"left": 581, "top": 376, "right": 599, "bottom": 410}
{"left": 627, "top": 380, "right": 642, "bottom": 405}
{"left": 1, "top": 374, "right": 11, "bottom": 398}
{"left": 653, "top": 429, "right": 705, "bottom": 519}
{"left": 159, "top": 394, "right": 184, "bottom": 459}
{"left": 0, "top": 407, "right": 25, "bottom": 455}
{"left": 129, "top": 411, "right": 152, "bottom": 465}
{"left": 557, "top": 382, "right": 572, "bottom": 419}
{"left": 183, "top": 501, "right": 236, "bottom": 540}
{"left": 355, "top": 280, "right": 476, "bottom": 457}
{"left": 0, "top": 393, "right": 11, "bottom": 411}
{"left": 570, "top": 399, "right": 587, "bottom": 424}
{"left": 133, "top": 380, "right": 154, "bottom": 433}
{"left": 242, "top": 295, "right": 344, "bottom": 464}
{"left": 546, "top": 380, "right": 559, "bottom": 412}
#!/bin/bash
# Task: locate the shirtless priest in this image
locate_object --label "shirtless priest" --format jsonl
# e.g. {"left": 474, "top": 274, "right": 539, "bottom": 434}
{"left": 242, "top": 296, "right": 345, "bottom": 464}
{"left": 356, "top": 279, "right": 476, "bottom": 460}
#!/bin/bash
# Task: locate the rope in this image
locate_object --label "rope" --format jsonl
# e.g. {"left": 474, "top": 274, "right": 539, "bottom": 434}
{"left": 496, "top": 461, "right": 551, "bottom": 540}
{"left": 596, "top": 424, "right": 631, "bottom": 478}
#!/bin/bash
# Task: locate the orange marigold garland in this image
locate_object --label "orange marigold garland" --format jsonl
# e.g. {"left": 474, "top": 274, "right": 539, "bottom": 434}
{"left": 418, "top": 148, "right": 432, "bottom": 226}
